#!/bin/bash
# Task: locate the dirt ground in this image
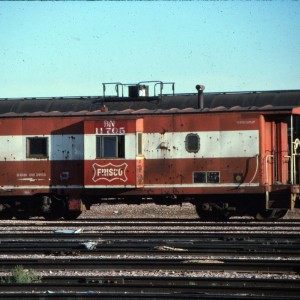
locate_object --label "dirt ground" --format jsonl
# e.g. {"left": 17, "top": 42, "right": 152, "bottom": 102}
{"left": 79, "top": 202, "right": 300, "bottom": 219}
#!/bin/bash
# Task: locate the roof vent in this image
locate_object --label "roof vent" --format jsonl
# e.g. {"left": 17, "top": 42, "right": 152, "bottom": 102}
{"left": 128, "top": 85, "right": 149, "bottom": 98}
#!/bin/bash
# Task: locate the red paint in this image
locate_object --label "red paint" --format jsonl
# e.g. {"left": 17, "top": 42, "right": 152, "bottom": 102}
{"left": 0, "top": 107, "right": 298, "bottom": 208}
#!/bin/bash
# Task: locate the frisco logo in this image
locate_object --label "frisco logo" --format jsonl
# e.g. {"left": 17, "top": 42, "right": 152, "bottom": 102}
{"left": 92, "top": 163, "right": 128, "bottom": 182}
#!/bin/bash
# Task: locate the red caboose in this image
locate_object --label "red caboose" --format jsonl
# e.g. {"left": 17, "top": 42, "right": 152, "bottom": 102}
{"left": 0, "top": 82, "right": 299, "bottom": 220}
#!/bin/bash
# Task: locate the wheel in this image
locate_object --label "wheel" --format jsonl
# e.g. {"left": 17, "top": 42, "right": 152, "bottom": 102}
{"left": 195, "top": 204, "right": 230, "bottom": 222}
{"left": 64, "top": 210, "right": 82, "bottom": 220}
{"left": 255, "top": 209, "right": 288, "bottom": 221}
{"left": 42, "top": 196, "right": 66, "bottom": 221}
{"left": 272, "top": 209, "right": 288, "bottom": 219}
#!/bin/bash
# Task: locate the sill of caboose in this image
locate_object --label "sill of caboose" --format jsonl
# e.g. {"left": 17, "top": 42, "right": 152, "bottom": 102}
{"left": 265, "top": 184, "right": 299, "bottom": 193}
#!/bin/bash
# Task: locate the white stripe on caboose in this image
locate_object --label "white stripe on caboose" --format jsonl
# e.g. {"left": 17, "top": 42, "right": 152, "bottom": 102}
{"left": 143, "top": 130, "right": 259, "bottom": 159}
{"left": 0, "top": 130, "right": 259, "bottom": 162}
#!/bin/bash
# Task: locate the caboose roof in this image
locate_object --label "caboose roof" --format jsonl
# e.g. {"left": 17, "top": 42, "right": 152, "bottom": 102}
{"left": 0, "top": 89, "right": 299, "bottom": 117}
{"left": 0, "top": 105, "right": 298, "bottom": 118}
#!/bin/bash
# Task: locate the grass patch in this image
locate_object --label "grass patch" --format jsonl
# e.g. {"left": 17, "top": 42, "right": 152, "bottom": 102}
{"left": 1, "top": 265, "right": 41, "bottom": 283}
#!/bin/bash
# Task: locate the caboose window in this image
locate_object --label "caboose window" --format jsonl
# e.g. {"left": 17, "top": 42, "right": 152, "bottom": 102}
{"left": 185, "top": 133, "right": 200, "bottom": 153}
{"left": 96, "top": 135, "right": 125, "bottom": 158}
{"left": 137, "top": 132, "right": 143, "bottom": 156}
{"left": 26, "top": 137, "right": 48, "bottom": 158}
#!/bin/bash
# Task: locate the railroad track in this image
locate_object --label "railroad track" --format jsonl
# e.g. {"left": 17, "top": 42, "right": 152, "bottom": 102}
{"left": 0, "top": 232, "right": 300, "bottom": 257}
{"left": 0, "top": 276, "right": 299, "bottom": 299}
{"left": 0, "top": 219, "right": 299, "bottom": 298}
{"left": 0, "top": 257, "right": 300, "bottom": 273}
{"left": 0, "top": 218, "right": 300, "bottom": 231}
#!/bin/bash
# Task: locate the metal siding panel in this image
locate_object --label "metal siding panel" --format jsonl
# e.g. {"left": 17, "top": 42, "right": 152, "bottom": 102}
{"left": 84, "top": 160, "right": 136, "bottom": 187}
{"left": 0, "top": 161, "right": 50, "bottom": 192}
{"left": 0, "top": 130, "right": 259, "bottom": 162}
{"left": 0, "top": 119, "right": 23, "bottom": 135}
{"left": 143, "top": 157, "right": 260, "bottom": 185}
{"left": 144, "top": 113, "right": 259, "bottom": 133}
{"left": 0, "top": 136, "right": 24, "bottom": 161}
{"left": 144, "top": 131, "right": 259, "bottom": 159}
{"left": 84, "top": 119, "right": 136, "bottom": 134}
{"left": 51, "top": 135, "right": 84, "bottom": 160}
{"left": 0, "top": 135, "right": 84, "bottom": 161}
{"left": 0, "top": 160, "right": 83, "bottom": 191}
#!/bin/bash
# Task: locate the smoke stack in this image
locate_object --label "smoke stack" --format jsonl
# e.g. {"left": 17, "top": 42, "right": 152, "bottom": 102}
{"left": 196, "top": 84, "right": 205, "bottom": 109}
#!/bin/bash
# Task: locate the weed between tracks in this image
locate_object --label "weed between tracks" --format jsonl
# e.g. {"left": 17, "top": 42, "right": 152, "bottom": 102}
{"left": 0, "top": 265, "right": 41, "bottom": 283}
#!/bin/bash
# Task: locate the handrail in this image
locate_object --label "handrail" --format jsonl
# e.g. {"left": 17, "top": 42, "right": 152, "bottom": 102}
{"left": 265, "top": 155, "right": 274, "bottom": 185}
{"left": 102, "top": 81, "right": 176, "bottom": 98}
{"left": 102, "top": 82, "right": 124, "bottom": 98}
{"left": 292, "top": 139, "right": 300, "bottom": 184}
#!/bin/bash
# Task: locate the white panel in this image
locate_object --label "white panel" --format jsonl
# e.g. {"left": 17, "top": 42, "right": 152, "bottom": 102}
{"left": 0, "top": 135, "right": 84, "bottom": 162}
{"left": 143, "top": 130, "right": 259, "bottom": 159}
{"left": 0, "top": 136, "right": 24, "bottom": 161}
{"left": 0, "top": 130, "right": 259, "bottom": 162}
{"left": 84, "top": 134, "right": 95, "bottom": 160}
{"left": 124, "top": 134, "right": 136, "bottom": 159}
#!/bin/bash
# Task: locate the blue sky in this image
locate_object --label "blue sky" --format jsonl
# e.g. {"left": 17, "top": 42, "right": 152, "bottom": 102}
{"left": 0, "top": 1, "right": 299, "bottom": 98}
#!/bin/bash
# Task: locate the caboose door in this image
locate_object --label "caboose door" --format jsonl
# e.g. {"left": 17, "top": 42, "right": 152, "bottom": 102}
{"left": 263, "top": 116, "right": 289, "bottom": 185}
{"left": 83, "top": 118, "right": 144, "bottom": 189}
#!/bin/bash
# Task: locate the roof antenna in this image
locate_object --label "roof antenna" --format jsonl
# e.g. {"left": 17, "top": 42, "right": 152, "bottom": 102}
{"left": 196, "top": 84, "right": 205, "bottom": 109}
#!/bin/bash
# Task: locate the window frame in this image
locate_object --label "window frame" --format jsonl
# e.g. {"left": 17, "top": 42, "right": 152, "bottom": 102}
{"left": 185, "top": 133, "right": 200, "bottom": 153}
{"left": 137, "top": 132, "right": 143, "bottom": 156}
{"left": 96, "top": 135, "right": 125, "bottom": 159}
{"left": 26, "top": 137, "right": 48, "bottom": 159}
{"left": 193, "top": 171, "right": 220, "bottom": 184}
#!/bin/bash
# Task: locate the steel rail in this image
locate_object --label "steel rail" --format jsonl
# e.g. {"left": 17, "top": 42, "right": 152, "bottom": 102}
{"left": 0, "top": 276, "right": 299, "bottom": 297}
{"left": 0, "top": 258, "right": 300, "bottom": 273}
{"left": 0, "top": 237, "right": 300, "bottom": 256}
{"left": 2, "top": 232, "right": 300, "bottom": 239}
{"left": 1, "top": 292, "right": 298, "bottom": 299}
{"left": 0, "top": 231, "right": 300, "bottom": 239}
{"left": 1, "top": 218, "right": 300, "bottom": 227}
